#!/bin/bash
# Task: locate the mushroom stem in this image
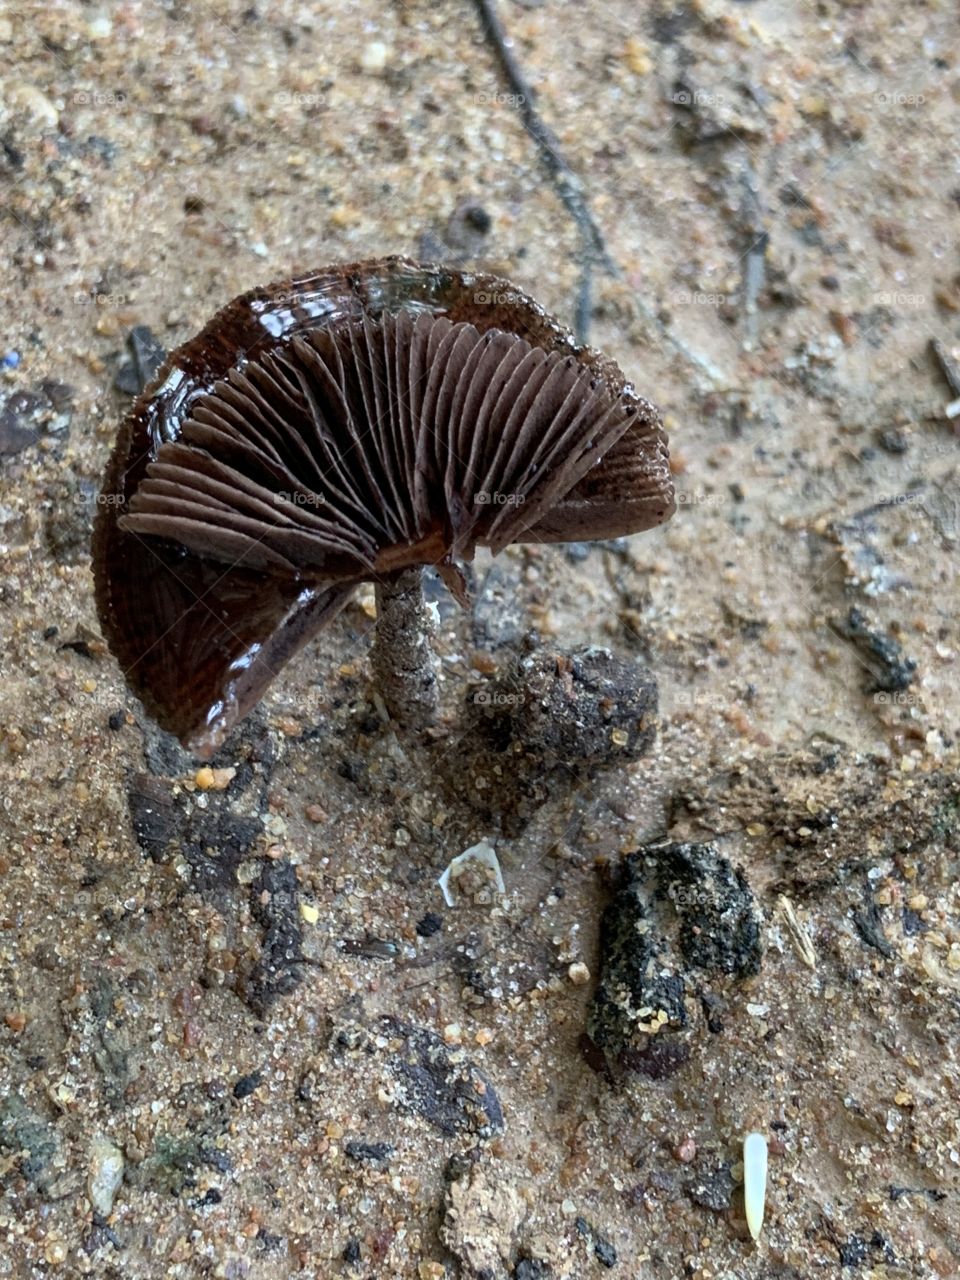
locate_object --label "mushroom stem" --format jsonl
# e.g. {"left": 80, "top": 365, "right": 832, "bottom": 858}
{"left": 370, "top": 566, "right": 439, "bottom": 730}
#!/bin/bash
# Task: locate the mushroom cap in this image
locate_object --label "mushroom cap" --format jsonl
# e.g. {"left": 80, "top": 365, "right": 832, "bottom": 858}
{"left": 93, "top": 256, "right": 675, "bottom": 756}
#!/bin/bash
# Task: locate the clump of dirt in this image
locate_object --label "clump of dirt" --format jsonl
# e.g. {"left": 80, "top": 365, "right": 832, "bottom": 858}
{"left": 585, "top": 840, "right": 761, "bottom": 1077}
{"left": 454, "top": 645, "right": 659, "bottom": 834}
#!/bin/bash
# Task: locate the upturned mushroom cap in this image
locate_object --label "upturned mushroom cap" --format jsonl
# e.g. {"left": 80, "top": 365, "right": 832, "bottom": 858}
{"left": 93, "top": 256, "right": 675, "bottom": 756}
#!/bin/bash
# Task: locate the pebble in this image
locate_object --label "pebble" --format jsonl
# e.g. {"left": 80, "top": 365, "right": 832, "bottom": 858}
{"left": 194, "top": 766, "right": 235, "bottom": 791}
{"left": 568, "top": 962, "right": 591, "bottom": 986}
{"left": 361, "top": 41, "right": 391, "bottom": 73}
{"left": 87, "top": 14, "right": 113, "bottom": 39}
{"left": 87, "top": 1134, "right": 124, "bottom": 1216}
{"left": 673, "top": 1136, "right": 697, "bottom": 1163}
{"left": 6, "top": 83, "right": 58, "bottom": 128}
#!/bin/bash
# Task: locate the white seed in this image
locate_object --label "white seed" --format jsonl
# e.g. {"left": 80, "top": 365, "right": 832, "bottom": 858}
{"left": 743, "top": 1131, "right": 768, "bottom": 1241}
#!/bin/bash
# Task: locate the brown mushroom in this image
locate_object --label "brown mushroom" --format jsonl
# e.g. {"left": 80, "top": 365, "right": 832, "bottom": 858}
{"left": 93, "top": 256, "right": 674, "bottom": 756}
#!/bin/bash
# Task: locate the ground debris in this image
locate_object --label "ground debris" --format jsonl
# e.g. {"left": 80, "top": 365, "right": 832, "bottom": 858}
{"left": 0, "top": 1094, "right": 64, "bottom": 1193}
{"left": 586, "top": 841, "right": 761, "bottom": 1075}
{"left": 383, "top": 1018, "right": 504, "bottom": 1139}
{"left": 832, "top": 607, "right": 917, "bottom": 694}
{"left": 441, "top": 1162, "right": 524, "bottom": 1277}
{"left": 456, "top": 645, "right": 658, "bottom": 835}
{"left": 114, "top": 325, "right": 165, "bottom": 395}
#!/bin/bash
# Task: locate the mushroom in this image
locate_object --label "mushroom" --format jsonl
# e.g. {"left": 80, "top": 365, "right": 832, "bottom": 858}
{"left": 93, "top": 256, "right": 675, "bottom": 757}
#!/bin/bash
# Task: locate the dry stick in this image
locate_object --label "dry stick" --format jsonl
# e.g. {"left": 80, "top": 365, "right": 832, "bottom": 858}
{"left": 471, "top": 0, "right": 614, "bottom": 344}
{"left": 370, "top": 566, "right": 439, "bottom": 731}
{"left": 471, "top": 0, "right": 728, "bottom": 389}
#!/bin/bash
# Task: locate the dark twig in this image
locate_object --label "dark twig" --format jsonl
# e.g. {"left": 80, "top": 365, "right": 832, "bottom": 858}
{"left": 472, "top": 0, "right": 616, "bottom": 343}
{"left": 471, "top": 0, "right": 729, "bottom": 387}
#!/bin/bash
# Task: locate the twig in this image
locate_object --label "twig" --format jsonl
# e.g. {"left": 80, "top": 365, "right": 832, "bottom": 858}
{"left": 471, "top": 0, "right": 730, "bottom": 387}
{"left": 472, "top": 0, "right": 615, "bottom": 343}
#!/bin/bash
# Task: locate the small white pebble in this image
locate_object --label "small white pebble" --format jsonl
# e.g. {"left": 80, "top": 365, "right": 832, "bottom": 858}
{"left": 361, "top": 41, "right": 391, "bottom": 73}
{"left": 88, "top": 1134, "right": 124, "bottom": 1217}
{"left": 568, "top": 962, "right": 591, "bottom": 986}
{"left": 743, "top": 1131, "right": 768, "bottom": 1241}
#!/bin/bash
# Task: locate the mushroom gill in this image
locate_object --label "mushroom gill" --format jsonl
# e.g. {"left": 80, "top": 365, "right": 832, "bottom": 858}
{"left": 93, "top": 256, "right": 674, "bottom": 755}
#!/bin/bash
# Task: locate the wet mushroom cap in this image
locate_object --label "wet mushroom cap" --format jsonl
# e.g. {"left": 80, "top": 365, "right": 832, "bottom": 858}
{"left": 93, "top": 256, "right": 675, "bottom": 756}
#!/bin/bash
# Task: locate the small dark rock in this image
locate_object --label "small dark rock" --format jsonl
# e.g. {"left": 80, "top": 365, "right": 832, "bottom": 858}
{"left": 114, "top": 325, "right": 166, "bottom": 396}
{"left": 655, "top": 842, "right": 763, "bottom": 976}
{"left": 0, "top": 383, "right": 71, "bottom": 456}
{"left": 108, "top": 710, "right": 125, "bottom": 731}
{"left": 838, "top": 1235, "right": 869, "bottom": 1267}
{"left": 255, "top": 1229, "right": 283, "bottom": 1253}
{"left": 852, "top": 893, "right": 894, "bottom": 958}
{"left": 343, "top": 1140, "right": 394, "bottom": 1165}
{"left": 459, "top": 645, "right": 658, "bottom": 835}
{"left": 464, "top": 204, "right": 491, "bottom": 233}
{"left": 342, "top": 1238, "right": 362, "bottom": 1264}
{"left": 876, "top": 428, "right": 909, "bottom": 455}
{"left": 833, "top": 607, "right": 917, "bottom": 694}
{"left": 416, "top": 911, "right": 443, "bottom": 938}
{"left": 514, "top": 1259, "right": 551, "bottom": 1279}
{"left": 233, "top": 1070, "right": 263, "bottom": 1100}
{"left": 594, "top": 1237, "right": 618, "bottom": 1268}
{"left": 244, "top": 859, "right": 305, "bottom": 1012}
{"left": 685, "top": 1161, "right": 734, "bottom": 1212}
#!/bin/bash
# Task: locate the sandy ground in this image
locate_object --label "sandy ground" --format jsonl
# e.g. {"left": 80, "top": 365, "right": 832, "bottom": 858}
{"left": 1, "top": 1, "right": 960, "bottom": 1277}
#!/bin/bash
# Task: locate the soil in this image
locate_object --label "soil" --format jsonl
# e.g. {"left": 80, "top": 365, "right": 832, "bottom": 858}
{"left": 1, "top": 2, "right": 959, "bottom": 1278}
